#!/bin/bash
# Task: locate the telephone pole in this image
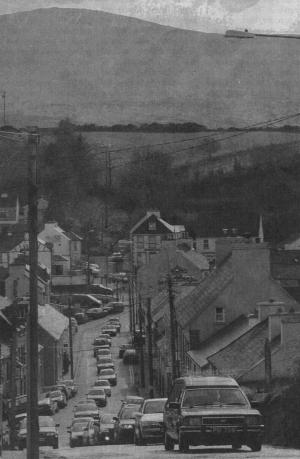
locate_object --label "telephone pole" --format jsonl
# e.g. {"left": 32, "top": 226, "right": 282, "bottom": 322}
{"left": 0, "top": 344, "right": 2, "bottom": 457}
{"left": 68, "top": 299, "right": 74, "bottom": 380}
{"left": 167, "top": 274, "right": 178, "bottom": 381}
{"left": 26, "top": 129, "right": 40, "bottom": 459}
{"left": 147, "top": 298, "right": 154, "bottom": 398}
{"left": 9, "top": 314, "right": 17, "bottom": 450}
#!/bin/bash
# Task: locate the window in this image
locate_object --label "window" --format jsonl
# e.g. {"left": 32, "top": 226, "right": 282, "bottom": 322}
{"left": 215, "top": 307, "right": 225, "bottom": 323}
{"left": 137, "top": 235, "right": 144, "bottom": 249}
{"left": 53, "top": 265, "right": 63, "bottom": 275}
{"left": 149, "top": 235, "right": 156, "bottom": 250}
{"left": 148, "top": 220, "right": 156, "bottom": 231}
{"left": 189, "top": 330, "right": 201, "bottom": 349}
{"left": 203, "top": 239, "right": 209, "bottom": 250}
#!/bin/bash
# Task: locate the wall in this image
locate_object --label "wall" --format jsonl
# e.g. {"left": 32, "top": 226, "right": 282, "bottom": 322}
{"left": 39, "top": 223, "right": 70, "bottom": 261}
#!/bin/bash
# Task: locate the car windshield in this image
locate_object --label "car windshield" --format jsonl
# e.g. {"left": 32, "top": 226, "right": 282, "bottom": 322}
{"left": 121, "top": 407, "right": 138, "bottom": 419}
{"left": 89, "top": 389, "right": 105, "bottom": 396}
{"left": 101, "top": 369, "right": 114, "bottom": 375}
{"left": 72, "top": 423, "right": 88, "bottom": 432}
{"left": 143, "top": 400, "right": 166, "bottom": 413}
{"left": 95, "top": 380, "right": 109, "bottom": 386}
{"left": 182, "top": 388, "right": 249, "bottom": 407}
{"left": 98, "top": 358, "right": 112, "bottom": 363}
{"left": 75, "top": 404, "right": 96, "bottom": 411}
{"left": 101, "top": 414, "right": 114, "bottom": 423}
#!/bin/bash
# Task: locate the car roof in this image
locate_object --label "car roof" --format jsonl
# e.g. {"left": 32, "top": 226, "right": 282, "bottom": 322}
{"left": 144, "top": 398, "right": 167, "bottom": 403}
{"left": 176, "top": 376, "right": 239, "bottom": 387}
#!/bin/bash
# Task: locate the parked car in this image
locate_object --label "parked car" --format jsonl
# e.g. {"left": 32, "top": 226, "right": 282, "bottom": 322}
{"left": 97, "top": 357, "right": 115, "bottom": 375}
{"left": 71, "top": 294, "right": 103, "bottom": 310}
{"left": 73, "top": 402, "right": 100, "bottom": 420}
{"left": 93, "top": 379, "right": 111, "bottom": 397}
{"left": 18, "top": 416, "right": 59, "bottom": 450}
{"left": 99, "top": 413, "right": 115, "bottom": 444}
{"left": 68, "top": 418, "right": 100, "bottom": 447}
{"left": 87, "top": 388, "right": 107, "bottom": 407}
{"left": 106, "top": 318, "right": 121, "bottom": 332}
{"left": 163, "top": 376, "right": 264, "bottom": 452}
{"left": 57, "top": 379, "right": 78, "bottom": 397}
{"left": 86, "top": 308, "right": 107, "bottom": 320}
{"left": 119, "top": 344, "right": 132, "bottom": 359}
{"left": 96, "top": 349, "right": 112, "bottom": 360}
{"left": 113, "top": 404, "right": 140, "bottom": 444}
{"left": 103, "top": 305, "right": 113, "bottom": 314}
{"left": 38, "top": 397, "right": 58, "bottom": 416}
{"left": 55, "top": 383, "right": 72, "bottom": 400}
{"left": 95, "top": 334, "right": 112, "bottom": 345}
{"left": 101, "top": 325, "right": 117, "bottom": 337}
{"left": 94, "top": 344, "right": 110, "bottom": 357}
{"left": 134, "top": 398, "right": 167, "bottom": 445}
{"left": 93, "top": 339, "right": 111, "bottom": 357}
{"left": 46, "top": 390, "right": 67, "bottom": 409}
{"left": 74, "top": 311, "right": 88, "bottom": 324}
{"left": 98, "top": 368, "right": 117, "bottom": 386}
{"left": 123, "top": 349, "right": 139, "bottom": 365}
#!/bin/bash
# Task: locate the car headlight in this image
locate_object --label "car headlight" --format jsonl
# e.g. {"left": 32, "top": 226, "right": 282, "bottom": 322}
{"left": 182, "top": 416, "right": 202, "bottom": 426}
{"left": 122, "top": 424, "right": 133, "bottom": 429}
{"left": 245, "top": 415, "right": 262, "bottom": 426}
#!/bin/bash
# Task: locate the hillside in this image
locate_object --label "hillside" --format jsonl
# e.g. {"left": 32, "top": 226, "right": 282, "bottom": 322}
{"left": 0, "top": 7, "right": 299, "bottom": 128}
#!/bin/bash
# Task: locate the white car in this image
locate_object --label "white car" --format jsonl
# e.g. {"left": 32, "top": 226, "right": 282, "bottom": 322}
{"left": 93, "top": 379, "right": 111, "bottom": 397}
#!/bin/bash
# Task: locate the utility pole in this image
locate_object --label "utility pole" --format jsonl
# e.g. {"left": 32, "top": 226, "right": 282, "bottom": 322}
{"left": 2, "top": 92, "right": 6, "bottom": 126}
{"left": 9, "top": 311, "right": 17, "bottom": 450}
{"left": 0, "top": 343, "right": 2, "bottom": 458}
{"left": 26, "top": 128, "right": 40, "bottom": 459}
{"left": 167, "top": 274, "right": 178, "bottom": 382}
{"left": 138, "top": 298, "right": 145, "bottom": 388}
{"left": 147, "top": 298, "right": 154, "bottom": 398}
{"left": 68, "top": 299, "right": 74, "bottom": 380}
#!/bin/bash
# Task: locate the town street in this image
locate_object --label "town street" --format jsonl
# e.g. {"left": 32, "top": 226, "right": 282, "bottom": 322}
{"left": 2, "top": 308, "right": 300, "bottom": 459}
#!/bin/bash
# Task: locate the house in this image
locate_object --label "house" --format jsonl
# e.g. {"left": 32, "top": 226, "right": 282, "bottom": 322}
{"left": 5, "top": 254, "right": 51, "bottom": 305}
{"left": 148, "top": 236, "right": 299, "bottom": 395}
{"left": 39, "top": 222, "right": 82, "bottom": 269}
{"left": 282, "top": 233, "right": 300, "bottom": 251}
{"left": 38, "top": 304, "right": 69, "bottom": 386}
{"left": 130, "top": 210, "right": 190, "bottom": 268}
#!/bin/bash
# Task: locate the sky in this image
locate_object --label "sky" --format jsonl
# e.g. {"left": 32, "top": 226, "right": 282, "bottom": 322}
{"left": 0, "top": 0, "right": 299, "bottom": 33}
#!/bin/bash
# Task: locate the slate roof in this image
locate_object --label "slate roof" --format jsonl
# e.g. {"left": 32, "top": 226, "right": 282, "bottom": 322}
{"left": 38, "top": 304, "right": 68, "bottom": 341}
{"left": 11, "top": 255, "right": 50, "bottom": 283}
{"left": 188, "top": 315, "right": 253, "bottom": 368}
{"left": 282, "top": 233, "right": 300, "bottom": 245}
{"left": 0, "top": 193, "right": 18, "bottom": 207}
{"left": 207, "top": 319, "right": 270, "bottom": 379}
{"left": 0, "top": 267, "right": 9, "bottom": 280}
{"left": 0, "top": 230, "right": 25, "bottom": 251}
{"left": 63, "top": 230, "right": 82, "bottom": 242}
{"left": 175, "top": 259, "right": 233, "bottom": 328}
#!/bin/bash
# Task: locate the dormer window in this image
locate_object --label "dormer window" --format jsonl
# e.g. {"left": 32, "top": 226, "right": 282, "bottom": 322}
{"left": 215, "top": 307, "right": 225, "bottom": 323}
{"left": 148, "top": 220, "right": 156, "bottom": 231}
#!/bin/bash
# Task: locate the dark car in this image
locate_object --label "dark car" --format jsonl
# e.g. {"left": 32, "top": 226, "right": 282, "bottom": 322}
{"left": 99, "top": 413, "right": 115, "bottom": 444}
{"left": 74, "top": 312, "right": 88, "bottom": 324}
{"left": 163, "top": 376, "right": 264, "bottom": 452}
{"left": 46, "top": 390, "right": 67, "bottom": 409}
{"left": 134, "top": 398, "right": 167, "bottom": 445}
{"left": 101, "top": 326, "right": 117, "bottom": 337}
{"left": 123, "top": 349, "right": 139, "bottom": 365}
{"left": 119, "top": 344, "right": 132, "bottom": 359}
{"left": 38, "top": 397, "right": 58, "bottom": 416}
{"left": 86, "top": 308, "right": 107, "bottom": 320}
{"left": 18, "top": 416, "right": 59, "bottom": 450}
{"left": 93, "top": 339, "right": 111, "bottom": 357}
{"left": 114, "top": 404, "right": 141, "bottom": 444}
{"left": 106, "top": 318, "right": 121, "bottom": 332}
{"left": 122, "top": 396, "right": 144, "bottom": 406}
{"left": 68, "top": 418, "right": 100, "bottom": 447}
{"left": 95, "top": 334, "right": 112, "bottom": 346}
{"left": 87, "top": 388, "right": 107, "bottom": 407}
{"left": 106, "top": 301, "right": 125, "bottom": 313}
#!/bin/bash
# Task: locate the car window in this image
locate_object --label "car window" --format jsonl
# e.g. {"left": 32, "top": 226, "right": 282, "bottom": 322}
{"left": 143, "top": 400, "right": 166, "bottom": 414}
{"left": 120, "top": 407, "right": 138, "bottom": 419}
{"left": 89, "top": 389, "right": 105, "bottom": 395}
{"left": 75, "top": 404, "right": 96, "bottom": 411}
{"left": 101, "top": 414, "right": 114, "bottom": 423}
{"left": 181, "top": 388, "right": 249, "bottom": 407}
{"left": 72, "top": 422, "right": 88, "bottom": 431}
{"left": 101, "top": 369, "right": 114, "bottom": 375}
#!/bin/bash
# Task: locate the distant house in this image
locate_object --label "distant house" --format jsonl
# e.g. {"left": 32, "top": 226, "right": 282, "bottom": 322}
{"left": 0, "top": 193, "right": 20, "bottom": 225}
{"left": 130, "top": 210, "right": 190, "bottom": 268}
{"left": 282, "top": 233, "right": 300, "bottom": 251}
{"left": 39, "top": 222, "right": 82, "bottom": 269}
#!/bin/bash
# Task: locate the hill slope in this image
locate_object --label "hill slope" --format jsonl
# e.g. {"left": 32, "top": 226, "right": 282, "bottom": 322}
{"left": 0, "top": 7, "right": 299, "bottom": 127}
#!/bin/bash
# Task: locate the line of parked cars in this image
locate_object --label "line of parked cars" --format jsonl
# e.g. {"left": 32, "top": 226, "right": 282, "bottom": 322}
{"left": 67, "top": 316, "right": 122, "bottom": 448}
{"left": 16, "top": 379, "right": 78, "bottom": 450}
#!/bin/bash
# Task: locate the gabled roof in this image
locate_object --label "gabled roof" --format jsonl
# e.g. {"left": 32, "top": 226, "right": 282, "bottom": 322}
{"left": 130, "top": 211, "right": 185, "bottom": 235}
{"left": 282, "top": 233, "right": 300, "bottom": 245}
{"left": 11, "top": 255, "right": 50, "bottom": 283}
{"left": 207, "top": 319, "right": 270, "bottom": 379}
{"left": 188, "top": 315, "right": 253, "bottom": 369}
{"left": 0, "top": 230, "right": 25, "bottom": 251}
{"left": 175, "top": 260, "right": 233, "bottom": 328}
{"left": 38, "top": 304, "right": 68, "bottom": 341}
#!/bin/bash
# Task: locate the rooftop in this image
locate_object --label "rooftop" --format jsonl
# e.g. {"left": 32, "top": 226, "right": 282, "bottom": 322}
{"left": 38, "top": 304, "right": 68, "bottom": 341}
{"left": 176, "top": 376, "right": 239, "bottom": 387}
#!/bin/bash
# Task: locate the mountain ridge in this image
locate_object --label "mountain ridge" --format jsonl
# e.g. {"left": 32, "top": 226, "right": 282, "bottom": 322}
{"left": 0, "top": 7, "right": 298, "bottom": 127}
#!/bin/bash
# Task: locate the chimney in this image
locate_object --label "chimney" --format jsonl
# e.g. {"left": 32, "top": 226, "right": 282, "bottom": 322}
{"left": 257, "top": 299, "right": 286, "bottom": 323}
{"left": 247, "top": 313, "right": 259, "bottom": 328}
{"left": 280, "top": 313, "right": 300, "bottom": 347}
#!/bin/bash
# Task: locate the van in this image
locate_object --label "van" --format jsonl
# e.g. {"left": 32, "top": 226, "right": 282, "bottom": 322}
{"left": 163, "top": 376, "right": 264, "bottom": 453}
